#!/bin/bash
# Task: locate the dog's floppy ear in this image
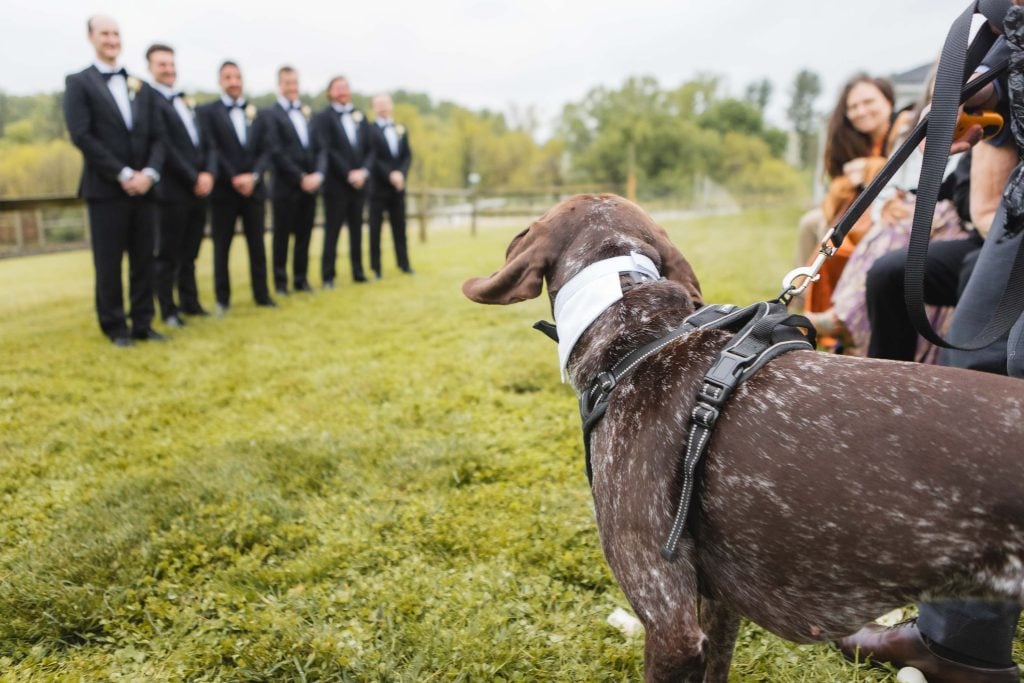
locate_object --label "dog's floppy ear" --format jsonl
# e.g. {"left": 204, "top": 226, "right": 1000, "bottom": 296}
{"left": 462, "top": 223, "right": 552, "bottom": 305}
{"left": 650, "top": 224, "right": 703, "bottom": 307}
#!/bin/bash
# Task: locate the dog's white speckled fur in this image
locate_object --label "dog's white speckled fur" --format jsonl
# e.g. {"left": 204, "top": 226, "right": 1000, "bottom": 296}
{"left": 464, "top": 195, "right": 1024, "bottom": 682}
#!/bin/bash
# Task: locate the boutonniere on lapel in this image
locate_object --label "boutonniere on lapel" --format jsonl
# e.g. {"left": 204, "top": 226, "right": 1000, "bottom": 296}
{"left": 352, "top": 111, "right": 364, "bottom": 123}
{"left": 301, "top": 104, "right": 312, "bottom": 120}
{"left": 126, "top": 76, "right": 142, "bottom": 102}
{"left": 245, "top": 104, "right": 257, "bottom": 123}
{"left": 184, "top": 95, "right": 197, "bottom": 111}
{"left": 396, "top": 124, "right": 406, "bottom": 136}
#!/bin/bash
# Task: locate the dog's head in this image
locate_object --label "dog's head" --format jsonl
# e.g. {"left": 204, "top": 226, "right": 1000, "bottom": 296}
{"left": 462, "top": 194, "right": 702, "bottom": 308}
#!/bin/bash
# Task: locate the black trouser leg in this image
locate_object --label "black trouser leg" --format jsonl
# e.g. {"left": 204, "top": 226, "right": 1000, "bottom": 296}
{"left": 321, "top": 195, "right": 343, "bottom": 284}
{"left": 156, "top": 200, "right": 187, "bottom": 320}
{"left": 126, "top": 199, "right": 156, "bottom": 332}
{"left": 177, "top": 198, "right": 207, "bottom": 313}
{"left": 87, "top": 199, "right": 132, "bottom": 338}
{"left": 241, "top": 197, "right": 270, "bottom": 302}
{"left": 271, "top": 196, "right": 294, "bottom": 292}
{"left": 210, "top": 199, "right": 239, "bottom": 306}
{"left": 293, "top": 192, "right": 316, "bottom": 288}
{"left": 918, "top": 601, "right": 1021, "bottom": 669}
{"left": 346, "top": 192, "right": 365, "bottom": 279}
{"left": 368, "top": 196, "right": 384, "bottom": 275}
{"left": 865, "top": 234, "right": 983, "bottom": 361}
{"left": 389, "top": 192, "right": 410, "bottom": 271}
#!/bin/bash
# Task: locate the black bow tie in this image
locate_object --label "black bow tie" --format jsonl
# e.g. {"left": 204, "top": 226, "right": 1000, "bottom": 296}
{"left": 100, "top": 68, "right": 128, "bottom": 81}
{"left": 171, "top": 91, "right": 186, "bottom": 100}
{"left": 226, "top": 101, "right": 246, "bottom": 110}
{"left": 289, "top": 102, "right": 301, "bottom": 112}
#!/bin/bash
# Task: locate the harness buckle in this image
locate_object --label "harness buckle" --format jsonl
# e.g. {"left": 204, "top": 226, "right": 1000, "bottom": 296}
{"left": 691, "top": 402, "right": 719, "bottom": 428}
{"left": 596, "top": 371, "right": 616, "bottom": 393}
{"left": 697, "top": 380, "right": 725, "bottom": 406}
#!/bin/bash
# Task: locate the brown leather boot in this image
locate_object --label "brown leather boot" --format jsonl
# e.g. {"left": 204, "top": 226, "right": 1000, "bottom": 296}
{"left": 836, "top": 619, "right": 1020, "bottom": 683}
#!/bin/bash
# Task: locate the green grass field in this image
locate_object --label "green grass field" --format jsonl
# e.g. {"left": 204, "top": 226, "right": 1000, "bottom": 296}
{"left": 1, "top": 207, "right": 1020, "bottom": 681}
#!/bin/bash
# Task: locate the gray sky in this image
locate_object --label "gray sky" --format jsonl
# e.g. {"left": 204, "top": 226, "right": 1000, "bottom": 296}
{"left": 1, "top": 0, "right": 974, "bottom": 135}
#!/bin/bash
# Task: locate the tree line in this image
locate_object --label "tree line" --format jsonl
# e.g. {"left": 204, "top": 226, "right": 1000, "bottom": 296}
{"left": 0, "top": 70, "right": 822, "bottom": 203}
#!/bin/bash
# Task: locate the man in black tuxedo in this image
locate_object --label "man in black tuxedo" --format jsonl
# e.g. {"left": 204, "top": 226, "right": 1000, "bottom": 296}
{"left": 196, "top": 61, "right": 275, "bottom": 314}
{"left": 262, "top": 66, "right": 320, "bottom": 295}
{"left": 63, "top": 15, "right": 166, "bottom": 346}
{"left": 147, "top": 43, "right": 215, "bottom": 326}
{"left": 367, "top": 94, "right": 414, "bottom": 277}
{"left": 312, "top": 76, "right": 372, "bottom": 287}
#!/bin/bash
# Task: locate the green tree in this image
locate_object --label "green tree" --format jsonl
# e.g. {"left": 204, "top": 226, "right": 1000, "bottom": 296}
{"left": 744, "top": 78, "right": 772, "bottom": 114}
{"left": 786, "top": 69, "right": 823, "bottom": 168}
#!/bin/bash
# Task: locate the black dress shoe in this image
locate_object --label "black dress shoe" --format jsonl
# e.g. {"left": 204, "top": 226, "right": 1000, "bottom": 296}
{"left": 294, "top": 282, "right": 314, "bottom": 293}
{"left": 372, "top": 269, "right": 382, "bottom": 280}
{"left": 110, "top": 335, "right": 134, "bottom": 348}
{"left": 836, "top": 620, "right": 1020, "bottom": 683}
{"left": 322, "top": 280, "right": 335, "bottom": 290}
{"left": 255, "top": 298, "right": 278, "bottom": 308}
{"left": 163, "top": 314, "right": 186, "bottom": 329}
{"left": 400, "top": 267, "right": 415, "bottom": 275}
{"left": 275, "top": 287, "right": 290, "bottom": 296}
{"left": 182, "top": 306, "right": 210, "bottom": 317}
{"left": 131, "top": 328, "right": 168, "bottom": 342}
{"left": 353, "top": 274, "right": 368, "bottom": 283}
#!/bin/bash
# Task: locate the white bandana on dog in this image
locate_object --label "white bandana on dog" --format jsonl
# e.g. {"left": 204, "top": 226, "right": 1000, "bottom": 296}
{"left": 553, "top": 251, "right": 660, "bottom": 381}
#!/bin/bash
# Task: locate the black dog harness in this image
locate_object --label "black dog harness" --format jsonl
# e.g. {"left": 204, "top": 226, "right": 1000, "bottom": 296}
{"left": 539, "top": 300, "right": 815, "bottom": 561}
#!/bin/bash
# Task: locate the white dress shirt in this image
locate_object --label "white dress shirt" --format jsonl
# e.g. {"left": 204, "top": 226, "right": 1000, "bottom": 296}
{"left": 379, "top": 119, "right": 400, "bottom": 157}
{"left": 94, "top": 61, "right": 133, "bottom": 130}
{"left": 278, "top": 96, "right": 309, "bottom": 148}
{"left": 153, "top": 82, "right": 199, "bottom": 147}
{"left": 332, "top": 103, "right": 358, "bottom": 147}
{"left": 221, "top": 94, "right": 248, "bottom": 145}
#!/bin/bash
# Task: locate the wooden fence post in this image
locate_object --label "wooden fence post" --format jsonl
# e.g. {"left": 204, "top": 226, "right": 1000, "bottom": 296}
{"left": 14, "top": 211, "right": 24, "bottom": 253}
{"left": 418, "top": 188, "right": 428, "bottom": 243}
{"left": 470, "top": 189, "right": 478, "bottom": 237}
{"left": 35, "top": 209, "right": 46, "bottom": 246}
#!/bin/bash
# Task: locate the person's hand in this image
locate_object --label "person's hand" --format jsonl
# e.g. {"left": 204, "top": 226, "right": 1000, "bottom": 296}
{"left": 881, "top": 191, "right": 911, "bottom": 224}
{"left": 389, "top": 170, "right": 405, "bottom": 191}
{"left": 347, "top": 169, "right": 367, "bottom": 189}
{"left": 842, "top": 158, "right": 869, "bottom": 187}
{"left": 232, "top": 173, "right": 256, "bottom": 197}
{"left": 122, "top": 171, "right": 153, "bottom": 196}
{"left": 194, "top": 172, "right": 214, "bottom": 197}
{"left": 300, "top": 172, "right": 323, "bottom": 193}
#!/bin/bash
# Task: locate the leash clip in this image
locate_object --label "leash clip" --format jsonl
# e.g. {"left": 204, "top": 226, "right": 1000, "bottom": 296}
{"left": 778, "top": 228, "right": 837, "bottom": 303}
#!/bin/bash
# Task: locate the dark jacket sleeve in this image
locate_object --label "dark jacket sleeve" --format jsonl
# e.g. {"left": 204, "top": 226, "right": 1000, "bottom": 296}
{"left": 199, "top": 104, "right": 238, "bottom": 178}
{"left": 399, "top": 133, "right": 412, "bottom": 177}
{"left": 250, "top": 113, "right": 273, "bottom": 179}
{"left": 158, "top": 100, "right": 199, "bottom": 186}
{"left": 141, "top": 84, "right": 166, "bottom": 175}
{"left": 266, "top": 109, "right": 307, "bottom": 182}
{"left": 63, "top": 73, "right": 126, "bottom": 182}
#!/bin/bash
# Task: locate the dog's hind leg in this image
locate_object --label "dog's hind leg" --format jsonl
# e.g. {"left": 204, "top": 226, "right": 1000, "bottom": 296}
{"left": 698, "top": 595, "right": 740, "bottom": 683}
{"left": 609, "top": 541, "right": 708, "bottom": 682}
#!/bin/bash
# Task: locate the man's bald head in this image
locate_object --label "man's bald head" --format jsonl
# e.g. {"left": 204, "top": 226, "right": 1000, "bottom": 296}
{"left": 87, "top": 14, "right": 121, "bottom": 65}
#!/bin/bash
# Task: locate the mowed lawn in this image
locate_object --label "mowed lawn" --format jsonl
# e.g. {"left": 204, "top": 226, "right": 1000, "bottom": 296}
{"left": 1, "top": 206, "right": 1018, "bottom": 682}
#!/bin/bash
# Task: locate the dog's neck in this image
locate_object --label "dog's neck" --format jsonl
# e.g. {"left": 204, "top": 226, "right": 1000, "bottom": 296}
{"left": 552, "top": 252, "right": 660, "bottom": 381}
{"left": 554, "top": 268, "right": 698, "bottom": 393}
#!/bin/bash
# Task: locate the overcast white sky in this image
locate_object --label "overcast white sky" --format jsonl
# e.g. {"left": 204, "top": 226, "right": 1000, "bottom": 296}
{"left": 1, "top": 0, "right": 973, "bottom": 136}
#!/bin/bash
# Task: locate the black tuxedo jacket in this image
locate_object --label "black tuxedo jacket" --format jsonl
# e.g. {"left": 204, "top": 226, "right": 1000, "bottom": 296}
{"left": 261, "top": 103, "right": 316, "bottom": 200}
{"left": 63, "top": 66, "right": 165, "bottom": 201}
{"left": 366, "top": 122, "right": 412, "bottom": 196}
{"left": 153, "top": 92, "right": 216, "bottom": 203}
{"left": 312, "top": 107, "right": 372, "bottom": 196}
{"left": 197, "top": 99, "right": 271, "bottom": 201}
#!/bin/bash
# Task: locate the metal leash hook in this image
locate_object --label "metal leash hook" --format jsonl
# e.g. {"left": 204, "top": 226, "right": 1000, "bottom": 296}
{"left": 777, "top": 228, "right": 837, "bottom": 305}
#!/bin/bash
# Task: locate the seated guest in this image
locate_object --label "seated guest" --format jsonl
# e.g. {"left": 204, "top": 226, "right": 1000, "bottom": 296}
{"left": 196, "top": 60, "right": 276, "bottom": 314}
{"left": 63, "top": 15, "right": 165, "bottom": 346}
{"left": 147, "top": 43, "right": 215, "bottom": 325}
{"left": 262, "top": 66, "right": 320, "bottom": 295}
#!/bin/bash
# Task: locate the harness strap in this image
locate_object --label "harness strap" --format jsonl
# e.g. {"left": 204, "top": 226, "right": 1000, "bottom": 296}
{"left": 660, "top": 303, "right": 814, "bottom": 560}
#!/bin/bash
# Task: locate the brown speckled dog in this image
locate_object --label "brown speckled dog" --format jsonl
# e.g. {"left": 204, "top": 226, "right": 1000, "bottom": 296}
{"left": 462, "top": 194, "right": 1024, "bottom": 682}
